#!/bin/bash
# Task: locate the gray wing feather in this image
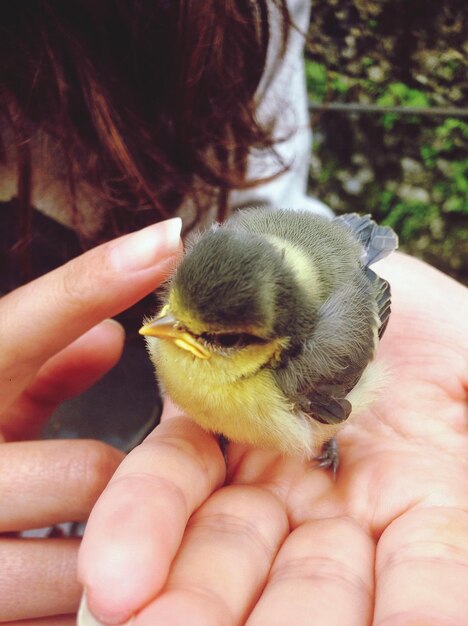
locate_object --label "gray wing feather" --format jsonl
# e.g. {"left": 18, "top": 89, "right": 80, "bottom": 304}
{"left": 273, "top": 279, "right": 376, "bottom": 425}
{"left": 334, "top": 213, "right": 398, "bottom": 265}
{"left": 365, "top": 267, "right": 392, "bottom": 338}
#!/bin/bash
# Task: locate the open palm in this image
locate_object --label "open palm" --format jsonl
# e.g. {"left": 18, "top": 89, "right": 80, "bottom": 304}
{"left": 80, "top": 253, "right": 468, "bottom": 626}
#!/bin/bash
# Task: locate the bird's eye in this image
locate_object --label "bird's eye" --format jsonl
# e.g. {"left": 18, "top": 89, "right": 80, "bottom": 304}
{"left": 202, "top": 333, "right": 266, "bottom": 349}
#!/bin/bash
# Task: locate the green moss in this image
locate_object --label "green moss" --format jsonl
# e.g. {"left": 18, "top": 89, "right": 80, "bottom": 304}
{"left": 305, "top": 60, "right": 328, "bottom": 102}
{"left": 362, "top": 56, "right": 375, "bottom": 68}
{"left": 382, "top": 200, "right": 441, "bottom": 240}
{"left": 330, "top": 74, "right": 352, "bottom": 95}
{"left": 376, "top": 83, "right": 431, "bottom": 129}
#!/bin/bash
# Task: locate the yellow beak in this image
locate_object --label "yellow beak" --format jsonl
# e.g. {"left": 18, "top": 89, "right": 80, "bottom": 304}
{"left": 139, "top": 310, "right": 211, "bottom": 360}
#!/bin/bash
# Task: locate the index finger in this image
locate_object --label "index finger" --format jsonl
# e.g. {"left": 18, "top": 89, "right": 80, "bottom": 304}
{"left": 0, "top": 218, "right": 181, "bottom": 411}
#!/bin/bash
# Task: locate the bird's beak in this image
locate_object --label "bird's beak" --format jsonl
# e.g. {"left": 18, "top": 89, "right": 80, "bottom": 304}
{"left": 139, "top": 309, "right": 211, "bottom": 360}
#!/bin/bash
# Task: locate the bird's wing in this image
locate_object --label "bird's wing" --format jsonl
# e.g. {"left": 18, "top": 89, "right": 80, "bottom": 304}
{"left": 299, "top": 389, "right": 353, "bottom": 425}
{"left": 295, "top": 257, "right": 392, "bottom": 424}
{"left": 292, "top": 264, "right": 391, "bottom": 424}
{"left": 333, "top": 213, "right": 398, "bottom": 266}
{"left": 273, "top": 280, "right": 376, "bottom": 425}
{"left": 365, "top": 266, "right": 392, "bottom": 338}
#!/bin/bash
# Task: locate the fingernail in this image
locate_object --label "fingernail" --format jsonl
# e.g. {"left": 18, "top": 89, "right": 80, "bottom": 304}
{"left": 78, "top": 592, "right": 134, "bottom": 626}
{"left": 101, "top": 318, "right": 126, "bottom": 334}
{"left": 110, "top": 217, "right": 182, "bottom": 272}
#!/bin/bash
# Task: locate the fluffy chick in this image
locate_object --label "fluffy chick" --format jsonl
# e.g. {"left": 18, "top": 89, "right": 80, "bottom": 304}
{"left": 140, "top": 209, "right": 398, "bottom": 470}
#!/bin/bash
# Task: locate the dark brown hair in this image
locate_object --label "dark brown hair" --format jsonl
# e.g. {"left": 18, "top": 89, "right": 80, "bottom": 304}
{"left": 0, "top": 0, "right": 290, "bottom": 253}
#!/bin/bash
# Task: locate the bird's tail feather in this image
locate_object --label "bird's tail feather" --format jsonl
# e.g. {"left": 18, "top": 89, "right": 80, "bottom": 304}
{"left": 334, "top": 213, "right": 398, "bottom": 266}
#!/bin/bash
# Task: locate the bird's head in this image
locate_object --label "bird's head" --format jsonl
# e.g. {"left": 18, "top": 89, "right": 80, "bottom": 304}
{"left": 139, "top": 227, "right": 317, "bottom": 375}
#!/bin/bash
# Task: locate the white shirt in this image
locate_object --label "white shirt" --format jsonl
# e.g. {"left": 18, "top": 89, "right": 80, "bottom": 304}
{"left": 229, "top": 0, "right": 332, "bottom": 217}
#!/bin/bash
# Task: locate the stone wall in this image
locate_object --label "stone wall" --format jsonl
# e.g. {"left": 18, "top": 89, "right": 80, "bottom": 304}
{"left": 306, "top": 0, "right": 467, "bottom": 282}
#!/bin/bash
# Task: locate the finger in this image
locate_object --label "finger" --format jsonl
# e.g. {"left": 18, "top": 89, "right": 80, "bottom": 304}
{"left": 2, "top": 616, "right": 76, "bottom": 626}
{"left": 0, "top": 538, "right": 80, "bottom": 622}
{"left": 159, "top": 395, "right": 188, "bottom": 422}
{"left": 1, "top": 319, "right": 125, "bottom": 441}
{"left": 374, "top": 507, "right": 468, "bottom": 626}
{"left": 0, "top": 217, "right": 181, "bottom": 411}
{"left": 0, "top": 440, "right": 123, "bottom": 532}
{"left": 370, "top": 254, "right": 468, "bottom": 441}
{"left": 78, "top": 416, "right": 225, "bottom": 625}
{"left": 376, "top": 252, "right": 468, "bottom": 318}
{"left": 134, "top": 485, "right": 288, "bottom": 626}
{"left": 376, "top": 254, "right": 468, "bottom": 391}
{"left": 247, "top": 518, "right": 374, "bottom": 626}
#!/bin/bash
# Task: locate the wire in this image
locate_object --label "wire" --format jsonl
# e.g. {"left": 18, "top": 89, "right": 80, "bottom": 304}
{"left": 308, "top": 101, "right": 468, "bottom": 118}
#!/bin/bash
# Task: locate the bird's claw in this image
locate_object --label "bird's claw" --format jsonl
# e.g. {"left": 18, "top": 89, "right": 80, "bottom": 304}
{"left": 313, "top": 438, "right": 339, "bottom": 479}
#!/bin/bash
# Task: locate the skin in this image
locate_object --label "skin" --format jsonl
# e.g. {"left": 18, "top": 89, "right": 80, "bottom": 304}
{"left": 78, "top": 252, "right": 468, "bottom": 626}
{"left": 0, "top": 219, "right": 181, "bottom": 624}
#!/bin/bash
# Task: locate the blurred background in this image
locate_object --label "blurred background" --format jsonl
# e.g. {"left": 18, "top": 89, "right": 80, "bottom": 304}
{"left": 306, "top": 0, "right": 467, "bottom": 284}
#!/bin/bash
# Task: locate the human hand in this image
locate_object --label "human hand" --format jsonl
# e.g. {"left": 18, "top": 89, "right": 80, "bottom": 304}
{"left": 78, "top": 253, "right": 468, "bottom": 626}
{"left": 0, "top": 218, "right": 182, "bottom": 624}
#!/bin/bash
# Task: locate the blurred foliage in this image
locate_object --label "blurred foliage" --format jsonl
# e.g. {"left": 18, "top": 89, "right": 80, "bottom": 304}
{"left": 306, "top": 0, "right": 467, "bottom": 283}
{"left": 376, "top": 82, "right": 430, "bottom": 129}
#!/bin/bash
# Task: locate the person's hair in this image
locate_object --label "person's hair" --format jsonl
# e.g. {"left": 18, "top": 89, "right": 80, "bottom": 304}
{"left": 0, "top": 0, "right": 290, "bottom": 254}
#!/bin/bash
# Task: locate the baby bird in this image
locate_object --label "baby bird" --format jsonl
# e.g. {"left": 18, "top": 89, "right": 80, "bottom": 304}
{"left": 140, "top": 209, "right": 398, "bottom": 472}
